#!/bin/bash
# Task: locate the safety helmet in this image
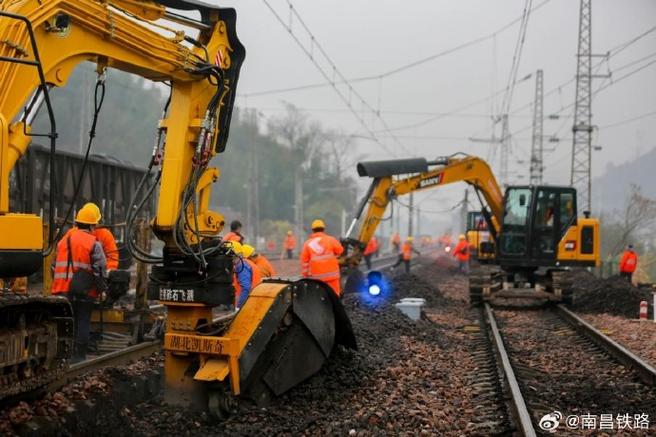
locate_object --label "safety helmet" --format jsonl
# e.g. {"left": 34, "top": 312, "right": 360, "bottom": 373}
{"left": 241, "top": 244, "right": 256, "bottom": 258}
{"left": 459, "top": 234, "right": 466, "bottom": 240}
{"left": 226, "top": 241, "right": 243, "bottom": 255}
{"left": 287, "top": 230, "right": 293, "bottom": 235}
{"left": 82, "top": 202, "right": 102, "bottom": 223}
{"left": 311, "top": 219, "right": 326, "bottom": 230}
{"left": 76, "top": 204, "right": 100, "bottom": 225}
{"left": 407, "top": 236, "right": 414, "bottom": 241}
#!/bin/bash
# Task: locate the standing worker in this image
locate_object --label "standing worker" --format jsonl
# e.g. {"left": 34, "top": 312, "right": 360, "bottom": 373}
{"left": 227, "top": 242, "right": 262, "bottom": 309}
{"left": 363, "top": 236, "right": 379, "bottom": 270}
{"left": 83, "top": 203, "right": 119, "bottom": 271}
{"left": 453, "top": 234, "right": 470, "bottom": 274}
{"left": 391, "top": 232, "right": 401, "bottom": 254}
{"left": 242, "top": 244, "right": 277, "bottom": 278}
{"left": 300, "top": 219, "right": 344, "bottom": 297}
{"left": 52, "top": 205, "right": 107, "bottom": 362}
{"left": 224, "top": 220, "right": 244, "bottom": 243}
{"left": 619, "top": 244, "right": 638, "bottom": 283}
{"left": 283, "top": 230, "right": 297, "bottom": 259}
{"left": 392, "top": 237, "right": 420, "bottom": 274}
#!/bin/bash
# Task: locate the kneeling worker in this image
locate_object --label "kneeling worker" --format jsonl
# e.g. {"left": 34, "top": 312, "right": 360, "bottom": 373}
{"left": 300, "top": 219, "right": 344, "bottom": 297}
{"left": 52, "top": 205, "right": 107, "bottom": 362}
{"left": 228, "top": 242, "right": 262, "bottom": 309}
{"left": 242, "top": 244, "right": 276, "bottom": 278}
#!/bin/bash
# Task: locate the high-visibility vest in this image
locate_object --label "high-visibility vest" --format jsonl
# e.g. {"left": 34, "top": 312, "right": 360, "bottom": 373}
{"left": 300, "top": 232, "right": 344, "bottom": 282}
{"left": 224, "top": 232, "right": 243, "bottom": 243}
{"left": 284, "top": 235, "right": 296, "bottom": 250}
{"left": 233, "top": 258, "right": 262, "bottom": 305}
{"left": 52, "top": 228, "right": 98, "bottom": 297}
{"left": 619, "top": 250, "right": 638, "bottom": 273}
{"left": 401, "top": 242, "right": 412, "bottom": 261}
{"left": 454, "top": 241, "right": 470, "bottom": 261}
{"left": 253, "top": 254, "right": 276, "bottom": 278}
{"left": 93, "top": 227, "right": 119, "bottom": 271}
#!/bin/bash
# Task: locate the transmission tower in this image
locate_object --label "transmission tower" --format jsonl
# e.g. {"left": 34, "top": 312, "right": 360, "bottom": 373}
{"left": 570, "top": 0, "right": 594, "bottom": 210}
{"left": 530, "top": 69, "right": 544, "bottom": 185}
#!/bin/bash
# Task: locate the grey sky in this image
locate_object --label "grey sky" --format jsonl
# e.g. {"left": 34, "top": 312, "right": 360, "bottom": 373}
{"left": 217, "top": 0, "right": 655, "bottom": 231}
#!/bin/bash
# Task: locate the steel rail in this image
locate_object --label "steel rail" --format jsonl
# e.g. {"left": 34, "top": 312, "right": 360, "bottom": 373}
{"left": 556, "top": 305, "right": 656, "bottom": 386}
{"left": 483, "top": 303, "right": 537, "bottom": 437}
{"left": 49, "top": 340, "right": 161, "bottom": 392}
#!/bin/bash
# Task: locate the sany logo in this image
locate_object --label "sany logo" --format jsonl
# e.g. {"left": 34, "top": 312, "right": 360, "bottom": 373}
{"left": 418, "top": 173, "right": 443, "bottom": 188}
{"left": 539, "top": 411, "right": 563, "bottom": 433}
{"left": 308, "top": 237, "right": 325, "bottom": 255}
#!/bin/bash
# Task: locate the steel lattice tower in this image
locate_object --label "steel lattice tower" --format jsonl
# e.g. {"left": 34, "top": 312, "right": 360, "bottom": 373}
{"left": 570, "top": 0, "right": 593, "bottom": 211}
{"left": 530, "top": 69, "right": 544, "bottom": 185}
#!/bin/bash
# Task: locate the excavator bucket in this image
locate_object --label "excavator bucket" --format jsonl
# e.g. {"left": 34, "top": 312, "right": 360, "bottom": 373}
{"left": 163, "top": 279, "right": 357, "bottom": 413}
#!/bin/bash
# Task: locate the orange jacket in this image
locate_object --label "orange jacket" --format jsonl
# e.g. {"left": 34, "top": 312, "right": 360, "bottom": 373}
{"left": 454, "top": 240, "right": 470, "bottom": 261}
{"left": 300, "top": 232, "right": 344, "bottom": 282}
{"left": 363, "top": 237, "right": 378, "bottom": 256}
{"left": 284, "top": 234, "right": 297, "bottom": 250}
{"left": 224, "top": 231, "right": 243, "bottom": 243}
{"left": 401, "top": 241, "right": 413, "bottom": 261}
{"left": 619, "top": 250, "right": 638, "bottom": 273}
{"left": 253, "top": 254, "right": 276, "bottom": 278}
{"left": 52, "top": 228, "right": 99, "bottom": 297}
{"left": 233, "top": 258, "right": 263, "bottom": 305}
{"left": 93, "top": 227, "right": 119, "bottom": 271}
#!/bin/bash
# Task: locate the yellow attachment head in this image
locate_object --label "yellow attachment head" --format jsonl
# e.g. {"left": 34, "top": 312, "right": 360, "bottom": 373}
{"left": 311, "top": 219, "right": 326, "bottom": 230}
{"left": 242, "top": 244, "right": 256, "bottom": 258}
{"left": 76, "top": 205, "right": 100, "bottom": 225}
{"left": 459, "top": 234, "right": 466, "bottom": 240}
{"left": 82, "top": 202, "right": 102, "bottom": 223}
{"left": 226, "top": 241, "right": 243, "bottom": 255}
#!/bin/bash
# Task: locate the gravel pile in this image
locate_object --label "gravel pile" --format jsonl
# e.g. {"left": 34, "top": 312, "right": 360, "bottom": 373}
{"left": 571, "top": 271, "right": 654, "bottom": 319}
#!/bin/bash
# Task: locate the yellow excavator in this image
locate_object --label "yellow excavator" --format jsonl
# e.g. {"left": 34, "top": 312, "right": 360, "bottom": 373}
{"left": 0, "top": 0, "right": 355, "bottom": 416}
{"left": 340, "top": 155, "right": 600, "bottom": 304}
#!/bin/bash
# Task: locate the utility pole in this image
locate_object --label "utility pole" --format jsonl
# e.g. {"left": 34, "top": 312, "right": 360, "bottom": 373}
{"left": 461, "top": 189, "right": 469, "bottom": 234}
{"left": 251, "top": 110, "right": 260, "bottom": 246}
{"left": 416, "top": 206, "right": 421, "bottom": 236}
{"left": 530, "top": 69, "right": 544, "bottom": 185}
{"left": 570, "top": 0, "right": 608, "bottom": 211}
{"left": 500, "top": 114, "right": 509, "bottom": 187}
{"left": 408, "top": 193, "right": 414, "bottom": 237}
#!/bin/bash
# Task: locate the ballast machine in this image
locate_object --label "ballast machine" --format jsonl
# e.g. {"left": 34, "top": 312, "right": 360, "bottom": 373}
{"left": 0, "top": 0, "right": 355, "bottom": 415}
{"left": 340, "top": 156, "right": 600, "bottom": 304}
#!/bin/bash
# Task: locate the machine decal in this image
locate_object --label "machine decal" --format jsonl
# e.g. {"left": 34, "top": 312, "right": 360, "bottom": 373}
{"left": 418, "top": 173, "right": 443, "bottom": 188}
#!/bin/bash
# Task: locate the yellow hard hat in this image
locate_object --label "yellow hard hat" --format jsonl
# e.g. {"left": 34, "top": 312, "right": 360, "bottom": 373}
{"left": 76, "top": 204, "right": 100, "bottom": 225}
{"left": 459, "top": 234, "right": 466, "bottom": 240}
{"left": 226, "top": 240, "right": 243, "bottom": 255}
{"left": 287, "top": 230, "right": 293, "bottom": 235}
{"left": 82, "top": 202, "right": 102, "bottom": 223}
{"left": 241, "top": 244, "right": 256, "bottom": 258}
{"left": 311, "top": 219, "right": 326, "bottom": 230}
{"left": 407, "top": 236, "right": 414, "bottom": 241}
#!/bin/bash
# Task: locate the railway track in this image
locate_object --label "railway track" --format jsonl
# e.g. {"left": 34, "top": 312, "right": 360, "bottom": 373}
{"left": 482, "top": 304, "right": 656, "bottom": 436}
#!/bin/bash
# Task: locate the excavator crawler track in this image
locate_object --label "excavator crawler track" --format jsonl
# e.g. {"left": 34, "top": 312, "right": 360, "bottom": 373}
{"left": 469, "top": 265, "right": 502, "bottom": 306}
{"left": 0, "top": 292, "right": 74, "bottom": 400}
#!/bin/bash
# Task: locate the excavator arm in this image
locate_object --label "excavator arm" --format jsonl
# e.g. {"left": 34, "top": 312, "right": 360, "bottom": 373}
{"left": 341, "top": 155, "right": 504, "bottom": 268}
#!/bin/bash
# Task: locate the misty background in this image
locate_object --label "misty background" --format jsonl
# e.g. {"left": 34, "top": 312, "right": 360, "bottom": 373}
{"left": 30, "top": 0, "right": 656, "bottom": 257}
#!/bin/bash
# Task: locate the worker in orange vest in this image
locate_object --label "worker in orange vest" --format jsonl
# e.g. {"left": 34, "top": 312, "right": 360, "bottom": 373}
{"left": 391, "top": 232, "right": 401, "bottom": 253}
{"left": 224, "top": 220, "right": 244, "bottom": 243}
{"left": 243, "top": 244, "right": 277, "bottom": 278}
{"left": 392, "top": 237, "right": 420, "bottom": 273}
{"left": 619, "top": 244, "right": 638, "bottom": 283}
{"left": 453, "top": 234, "right": 470, "bottom": 274}
{"left": 52, "top": 205, "right": 107, "bottom": 362}
{"left": 283, "top": 230, "right": 297, "bottom": 259}
{"left": 83, "top": 203, "right": 119, "bottom": 271}
{"left": 300, "top": 219, "right": 344, "bottom": 297}
{"left": 227, "top": 242, "right": 262, "bottom": 309}
{"left": 363, "top": 236, "right": 379, "bottom": 270}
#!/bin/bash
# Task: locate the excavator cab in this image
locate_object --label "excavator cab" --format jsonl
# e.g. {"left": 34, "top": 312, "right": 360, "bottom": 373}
{"left": 497, "top": 186, "right": 579, "bottom": 267}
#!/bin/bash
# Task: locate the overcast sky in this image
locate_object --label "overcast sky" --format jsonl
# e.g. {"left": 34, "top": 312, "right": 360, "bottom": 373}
{"left": 217, "top": 0, "right": 655, "bottom": 231}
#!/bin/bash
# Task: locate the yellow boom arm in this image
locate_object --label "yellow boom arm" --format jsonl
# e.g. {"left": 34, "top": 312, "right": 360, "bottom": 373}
{"left": 0, "top": 0, "right": 244, "bottom": 274}
{"left": 341, "top": 155, "right": 504, "bottom": 267}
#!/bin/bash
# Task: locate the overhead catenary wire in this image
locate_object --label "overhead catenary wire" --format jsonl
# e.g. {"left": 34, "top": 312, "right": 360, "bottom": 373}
{"left": 240, "top": 0, "right": 554, "bottom": 98}
{"left": 261, "top": 0, "right": 409, "bottom": 157}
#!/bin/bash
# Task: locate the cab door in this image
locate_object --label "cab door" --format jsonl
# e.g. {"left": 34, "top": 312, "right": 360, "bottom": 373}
{"left": 530, "top": 189, "right": 557, "bottom": 261}
{"left": 498, "top": 188, "right": 532, "bottom": 259}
